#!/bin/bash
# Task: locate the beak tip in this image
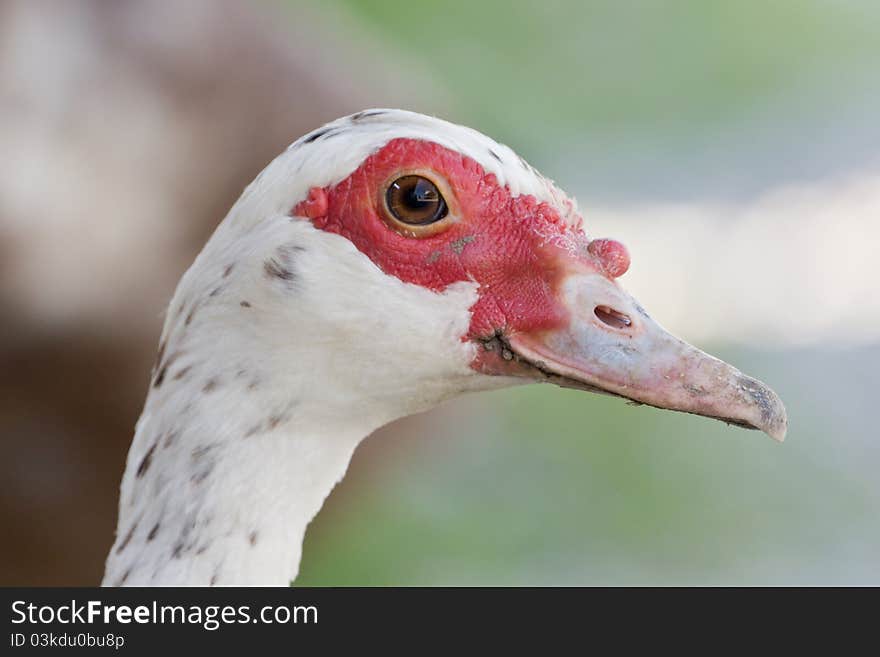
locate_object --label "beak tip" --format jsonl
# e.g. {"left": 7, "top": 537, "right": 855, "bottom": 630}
{"left": 760, "top": 390, "right": 787, "bottom": 443}
{"left": 767, "top": 423, "right": 787, "bottom": 443}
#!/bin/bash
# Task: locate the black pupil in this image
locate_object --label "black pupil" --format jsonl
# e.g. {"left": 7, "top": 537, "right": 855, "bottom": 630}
{"left": 387, "top": 176, "right": 448, "bottom": 225}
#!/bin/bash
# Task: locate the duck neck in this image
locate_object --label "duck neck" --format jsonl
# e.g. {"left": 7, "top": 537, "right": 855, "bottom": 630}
{"left": 103, "top": 373, "right": 374, "bottom": 586}
{"left": 103, "top": 217, "right": 483, "bottom": 586}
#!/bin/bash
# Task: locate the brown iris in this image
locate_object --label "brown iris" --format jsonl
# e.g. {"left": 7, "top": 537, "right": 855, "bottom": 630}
{"left": 385, "top": 175, "right": 448, "bottom": 226}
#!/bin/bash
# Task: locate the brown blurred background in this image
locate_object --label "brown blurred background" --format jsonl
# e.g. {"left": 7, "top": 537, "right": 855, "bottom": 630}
{"left": 3, "top": 0, "right": 878, "bottom": 585}
{"left": 0, "top": 0, "right": 440, "bottom": 584}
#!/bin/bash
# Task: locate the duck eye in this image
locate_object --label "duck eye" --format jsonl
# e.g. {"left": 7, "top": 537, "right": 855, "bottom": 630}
{"left": 385, "top": 175, "right": 448, "bottom": 226}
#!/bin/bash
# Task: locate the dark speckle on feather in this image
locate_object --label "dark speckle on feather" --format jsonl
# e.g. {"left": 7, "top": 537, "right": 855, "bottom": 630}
{"left": 153, "top": 351, "right": 179, "bottom": 388}
{"left": 202, "top": 378, "right": 219, "bottom": 393}
{"left": 147, "top": 522, "right": 160, "bottom": 541}
{"left": 489, "top": 148, "right": 502, "bottom": 162}
{"left": 191, "top": 467, "right": 212, "bottom": 485}
{"left": 116, "top": 521, "right": 138, "bottom": 553}
{"left": 163, "top": 429, "right": 179, "bottom": 448}
{"left": 189, "top": 445, "right": 217, "bottom": 484}
{"left": 191, "top": 445, "right": 214, "bottom": 461}
{"left": 115, "top": 568, "right": 132, "bottom": 587}
{"left": 240, "top": 300, "right": 251, "bottom": 308}
{"left": 173, "top": 365, "right": 192, "bottom": 381}
{"left": 136, "top": 441, "right": 158, "bottom": 478}
{"left": 303, "top": 127, "right": 343, "bottom": 144}
{"left": 223, "top": 264, "right": 234, "bottom": 278}
{"left": 249, "top": 531, "right": 258, "bottom": 547}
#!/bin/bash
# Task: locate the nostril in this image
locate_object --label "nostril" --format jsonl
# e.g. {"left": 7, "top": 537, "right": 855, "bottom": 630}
{"left": 594, "top": 305, "right": 632, "bottom": 330}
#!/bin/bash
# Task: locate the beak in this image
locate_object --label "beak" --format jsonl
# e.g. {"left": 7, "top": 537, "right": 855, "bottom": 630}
{"left": 503, "top": 272, "right": 788, "bottom": 442}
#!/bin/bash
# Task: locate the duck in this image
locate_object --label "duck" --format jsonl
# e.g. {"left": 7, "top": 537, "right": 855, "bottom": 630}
{"left": 103, "top": 109, "right": 786, "bottom": 586}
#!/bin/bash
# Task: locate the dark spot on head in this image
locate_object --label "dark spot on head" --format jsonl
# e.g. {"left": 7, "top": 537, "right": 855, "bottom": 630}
{"left": 303, "top": 127, "right": 329, "bottom": 143}
{"left": 210, "top": 573, "right": 219, "bottom": 586}
{"left": 202, "top": 378, "right": 219, "bottom": 393}
{"left": 351, "top": 109, "right": 387, "bottom": 121}
{"left": 196, "top": 545, "right": 208, "bottom": 555}
{"left": 247, "top": 378, "right": 260, "bottom": 391}
{"left": 136, "top": 442, "right": 158, "bottom": 478}
{"left": 303, "top": 126, "right": 342, "bottom": 144}
{"left": 185, "top": 308, "right": 196, "bottom": 326}
{"left": 172, "top": 543, "right": 184, "bottom": 559}
{"left": 223, "top": 264, "right": 234, "bottom": 278}
{"left": 249, "top": 531, "right": 258, "bottom": 546}
{"left": 116, "top": 521, "right": 138, "bottom": 553}
{"left": 240, "top": 300, "right": 251, "bottom": 308}
{"left": 208, "top": 286, "right": 223, "bottom": 298}
{"left": 489, "top": 148, "right": 502, "bottom": 162}
{"left": 263, "top": 245, "right": 304, "bottom": 283}
{"left": 264, "top": 258, "right": 294, "bottom": 282}
{"left": 147, "top": 522, "right": 160, "bottom": 541}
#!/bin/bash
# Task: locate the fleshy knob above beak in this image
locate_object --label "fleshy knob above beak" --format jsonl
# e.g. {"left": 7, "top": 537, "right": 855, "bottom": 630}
{"left": 588, "top": 238, "right": 631, "bottom": 279}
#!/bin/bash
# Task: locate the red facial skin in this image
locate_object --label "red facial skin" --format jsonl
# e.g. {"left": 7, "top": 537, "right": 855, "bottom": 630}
{"left": 292, "top": 138, "right": 628, "bottom": 372}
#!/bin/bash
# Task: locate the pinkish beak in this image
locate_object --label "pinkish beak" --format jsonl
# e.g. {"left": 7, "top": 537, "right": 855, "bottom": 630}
{"left": 507, "top": 272, "right": 788, "bottom": 442}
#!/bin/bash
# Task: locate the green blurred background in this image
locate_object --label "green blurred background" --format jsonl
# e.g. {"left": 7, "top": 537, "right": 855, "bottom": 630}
{"left": 1, "top": 0, "right": 877, "bottom": 585}
{"left": 296, "top": 0, "right": 880, "bottom": 585}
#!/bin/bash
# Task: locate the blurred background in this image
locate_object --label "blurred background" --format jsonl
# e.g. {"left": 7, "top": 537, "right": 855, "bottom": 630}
{"left": 1, "top": 0, "right": 878, "bottom": 585}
